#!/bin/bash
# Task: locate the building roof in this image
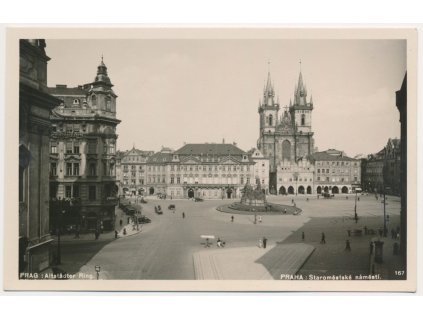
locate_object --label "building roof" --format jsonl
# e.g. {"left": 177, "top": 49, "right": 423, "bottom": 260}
{"left": 175, "top": 143, "right": 247, "bottom": 156}
{"left": 146, "top": 151, "right": 173, "bottom": 164}
{"left": 48, "top": 85, "right": 88, "bottom": 96}
{"left": 310, "top": 150, "right": 356, "bottom": 162}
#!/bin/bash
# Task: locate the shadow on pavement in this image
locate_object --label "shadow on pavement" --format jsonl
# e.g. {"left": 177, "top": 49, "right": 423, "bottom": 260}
{"left": 51, "top": 239, "right": 114, "bottom": 275}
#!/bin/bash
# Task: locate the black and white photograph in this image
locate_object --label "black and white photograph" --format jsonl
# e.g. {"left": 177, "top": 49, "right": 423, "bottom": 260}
{"left": 4, "top": 27, "right": 417, "bottom": 291}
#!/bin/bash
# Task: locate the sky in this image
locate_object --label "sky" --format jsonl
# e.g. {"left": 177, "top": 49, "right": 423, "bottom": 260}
{"left": 46, "top": 39, "right": 406, "bottom": 157}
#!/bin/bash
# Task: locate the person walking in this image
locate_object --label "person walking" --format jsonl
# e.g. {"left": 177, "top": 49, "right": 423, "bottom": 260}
{"left": 320, "top": 232, "right": 326, "bottom": 244}
{"left": 302, "top": 231, "right": 305, "bottom": 241}
{"left": 345, "top": 239, "right": 351, "bottom": 251}
{"left": 119, "top": 219, "right": 123, "bottom": 226}
{"left": 231, "top": 215, "right": 234, "bottom": 222}
{"left": 262, "top": 237, "right": 268, "bottom": 249}
{"left": 114, "top": 230, "right": 118, "bottom": 239}
{"left": 182, "top": 212, "right": 185, "bottom": 219}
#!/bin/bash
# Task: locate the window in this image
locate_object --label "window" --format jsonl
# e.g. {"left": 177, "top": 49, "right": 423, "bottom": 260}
{"left": 73, "top": 185, "right": 80, "bottom": 198}
{"left": 89, "top": 163, "right": 97, "bottom": 176}
{"left": 51, "top": 142, "right": 57, "bottom": 154}
{"left": 354, "top": 177, "right": 358, "bottom": 182}
{"left": 89, "top": 186, "right": 96, "bottom": 201}
{"left": 317, "top": 169, "right": 320, "bottom": 173}
{"left": 131, "top": 172, "right": 136, "bottom": 177}
{"left": 73, "top": 163, "right": 79, "bottom": 176}
{"left": 109, "top": 163, "right": 115, "bottom": 176}
{"left": 240, "top": 177, "right": 244, "bottom": 184}
{"left": 301, "top": 114, "right": 305, "bottom": 126}
{"left": 88, "top": 140, "right": 97, "bottom": 154}
{"left": 106, "top": 142, "right": 114, "bottom": 154}
{"left": 171, "top": 177, "right": 174, "bottom": 184}
{"left": 50, "top": 162, "right": 57, "bottom": 176}
{"left": 66, "top": 124, "right": 73, "bottom": 133}
{"left": 73, "top": 143, "right": 80, "bottom": 154}
{"left": 66, "top": 142, "right": 73, "bottom": 154}
{"left": 326, "top": 177, "right": 330, "bottom": 181}
{"left": 65, "top": 186, "right": 72, "bottom": 198}
{"left": 269, "top": 114, "right": 273, "bottom": 126}
{"left": 317, "top": 177, "right": 320, "bottom": 181}
{"left": 92, "top": 95, "right": 97, "bottom": 106}
{"left": 66, "top": 163, "right": 72, "bottom": 176}
{"left": 177, "top": 177, "right": 180, "bottom": 184}
{"left": 106, "top": 96, "right": 111, "bottom": 111}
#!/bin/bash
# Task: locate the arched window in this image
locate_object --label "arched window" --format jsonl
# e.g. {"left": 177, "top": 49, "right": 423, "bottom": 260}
{"left": 269, "top": 114, "right": 273, "bottom": 126}
{"left": 282, "top": 140, "right": 291, "bottom": 161}
{"left": 301, "top": 114, "right": 305, "bottom": 126}
{"left": 91, "top": 95, "right": 97, "bottom": 106}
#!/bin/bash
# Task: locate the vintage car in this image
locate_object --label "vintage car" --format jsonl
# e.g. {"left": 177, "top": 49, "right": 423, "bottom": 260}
{"left": 194, "top": 197, "right": 204, "bottom": 202}
{"left": 137, "top": 216, "right": 151, "bottom": 224}
{"left": 168, "top": 204, "right": 176, "bottom": 210}
{"left": 155, "top": 206, "right": 163, "bottom": 214}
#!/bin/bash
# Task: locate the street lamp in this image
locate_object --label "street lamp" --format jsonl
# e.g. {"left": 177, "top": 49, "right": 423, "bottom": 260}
{"left": 354, "top": 190, "right": 358, "bottom": 223}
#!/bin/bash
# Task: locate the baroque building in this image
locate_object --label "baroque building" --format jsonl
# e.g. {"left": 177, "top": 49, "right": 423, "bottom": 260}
{"left": 145, "top": 143, "right": 256, "bottom": 199}
{"left": 19, "top": 39, "right": 61, "bottom": 274}
{"left": 48, "top": 58, "right": 121, "bottom": 232}
{"left": 257, "top": 71, "right": 315, "bottom": 195}
{"left": 116, "top": 147, "right": 154, "bottom": 196}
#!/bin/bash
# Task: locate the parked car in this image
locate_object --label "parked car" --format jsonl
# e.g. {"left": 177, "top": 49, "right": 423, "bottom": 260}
{"left": 168, "top": 204, "right": 176, "bottom": 210}
{"left": 137, "top": 216, "right": 151, "bottom": 224}
{"left": 194, "top": 197, "right": 204, "bottom": 202}
{"left": 125, "top": 206, "right": 137, "bottom": 215}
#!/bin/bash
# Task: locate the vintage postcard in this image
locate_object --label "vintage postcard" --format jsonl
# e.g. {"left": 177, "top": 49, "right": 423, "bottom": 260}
{"left": 3, "top": 27, "right": 417, "bottom": 291}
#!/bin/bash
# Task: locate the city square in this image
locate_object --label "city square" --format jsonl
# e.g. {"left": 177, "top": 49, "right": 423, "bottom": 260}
{"left": 55, "top": 193, "right": 402, "bottom": 280}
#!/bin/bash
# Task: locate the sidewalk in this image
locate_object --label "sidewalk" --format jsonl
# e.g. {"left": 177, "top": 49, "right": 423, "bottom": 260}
{"left": 193, "top": 243, "right": 315, "bottom": 280}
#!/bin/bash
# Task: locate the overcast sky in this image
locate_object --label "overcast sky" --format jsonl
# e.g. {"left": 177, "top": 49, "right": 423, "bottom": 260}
{"left": 46, "top": 39, "right": 405, "bottom": 157}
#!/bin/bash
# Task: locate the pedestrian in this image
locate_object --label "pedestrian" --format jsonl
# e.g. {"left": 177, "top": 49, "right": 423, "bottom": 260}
{"left": 94, "top": 230, "right": 99, "bottom": 240}
{"left": 119, "top": 219, "right": 123, "bottom": 226}
{"left": 306, "top": 197, "right": 309, "bottom": 202}
{"left": 369, "top": 241, "right": 374, "bottom": 255}
{"left": 346, "top": 196, "right": 348, "bottom": 200}
{"left": 114, "top": 230, "right": 118, "bottom": 239}
{"left": 302, "top": 231, "right": 305, "bottom": 241}
{"left": 284, "top": 208, "right": 287, "bottom": 214}
{"left": 258, "top": 216, "right": 262, "bottom": 223}
{"left": 74, "top": 225, "right": 80, "bottom": 239}
{"left": 182, "top": 212, "right": 185, "bottom": 219}
{"left": 364, "top": 226, "right": 368, "bottom": 235}
{"left": 231, "top": 215, "right": 234, "bottom": 222}
{"left": 320, "top": 232, "right": 326, "bottom": 244}
{"left": 123, "top": 228, "right": 127, "bottom": 235}
{"left": 347, "top": 229, "right": 351, "bottom": 237}
{"left": 262, "top": 237, "right": 267, "bottom": 249}
{"left": 291, "top": 198, "right": 294, "bottom": 204}
{"left": 345, "top": 239, "right": 351, "bottom": 251}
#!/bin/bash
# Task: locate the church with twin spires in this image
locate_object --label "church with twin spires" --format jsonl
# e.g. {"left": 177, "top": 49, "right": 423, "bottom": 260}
{"left": 257, "top": 70, "right": 315, "bottom": 195}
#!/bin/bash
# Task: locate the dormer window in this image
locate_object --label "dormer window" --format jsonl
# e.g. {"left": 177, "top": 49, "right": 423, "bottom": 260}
{"left": 73, "top": 99, "right": 80, "bottom": 106}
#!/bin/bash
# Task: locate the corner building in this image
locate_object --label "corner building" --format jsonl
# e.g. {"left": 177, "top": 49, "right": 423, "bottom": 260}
{"left": 257, "top": 71, "right": 315, "bottom": 195}
{"left": 48, "top": 58, "right": 121, "bottom": 232}
{"left": 19, "top": 39, "right": 61, "bottom": 274}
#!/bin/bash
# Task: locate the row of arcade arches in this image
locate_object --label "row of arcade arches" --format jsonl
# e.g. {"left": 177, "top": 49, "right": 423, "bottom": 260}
{"left": 278, "top": 185, "right": 349, "bottom": 195}
{"left": 279, "top": 185, "right": 312, "bottom": 195}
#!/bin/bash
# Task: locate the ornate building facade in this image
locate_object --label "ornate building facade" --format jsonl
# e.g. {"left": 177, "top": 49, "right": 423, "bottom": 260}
{"left": 116, "top": 147, "right": 154, "bottom": 196}
{"left": 257, "top": 71, "right": 315, "bottom": 195}
{"left": 144, "top": 143, "right": 256, "bottom": 199}
{"left": 48, "top": 58, "right": 121, "bottom": 232}
{"left": 19, "top": 39, "right": 61, "bottom": 274}
{"left": 248, "top": 148, "right": 270, "bottom": 194}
